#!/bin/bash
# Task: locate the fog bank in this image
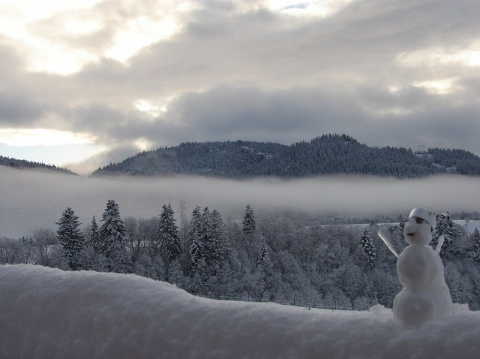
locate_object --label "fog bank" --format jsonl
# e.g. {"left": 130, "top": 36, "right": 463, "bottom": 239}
{"left": 1, "top": 167, "right": 478, "bottom": 238}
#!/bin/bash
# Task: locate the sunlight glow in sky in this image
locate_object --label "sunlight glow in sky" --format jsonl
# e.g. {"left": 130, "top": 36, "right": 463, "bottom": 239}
{"left": 0, "top": 0, "right": 102, "bottom": 74}
{"left": 397, "top": 43, "right": 480, "bottom": 68}
{"left": 104, "top": 15, "right": 180, "bottom": 64}
{"left": 0, "top": 128, "right": 105, "bottom": 170}
{"left": 0, "top": 129, "right": 95, "bottom": 147}
{"left": 413, "top": 78, "right": 461, "bottom": 95}
{"left": 269, "top": 0, "right": 355, "bottom": 17}
{"left": 0, "top": 0, "right": 184, "bottom": 74}
{"left": 134, "top": 138, "right": 155, "bottom": 152}
{"left": 134, "top": 99, "right": 168, "bottom": 118}
{"left": 0, "top": 1, "right": 359, "bottom": 75}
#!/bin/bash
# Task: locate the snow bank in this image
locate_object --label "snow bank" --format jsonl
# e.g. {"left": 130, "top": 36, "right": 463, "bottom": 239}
{"left": 1, "top": 265, "right": 479, "bottom": 359}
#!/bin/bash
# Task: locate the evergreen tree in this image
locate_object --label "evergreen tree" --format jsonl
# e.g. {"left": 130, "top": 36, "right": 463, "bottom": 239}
{"left": 80, "top": 216, "right": 108, "bottom": 272}
{"left": 360, "top": 228, "right": 376, "bottom": 270}
{"left": 178, "top": 201, "right": 189, "bottom": 253}
{"left": 88, "top": 216, "right": 101, "bottom": 253}
{"left": 210, "top": 209, "right": 231, "bottom": 263}
{"left": 189, "top": 206, "right": 203, "bottom": 271}
{"left": 155, "top": 204, "right": 182, "bottom": 262}
{"left": 257, "top": 235, "right": 270, "bottom": 267}
{"left": 433, "top": 212, "right": 458, "bottom": 257}
{"left": 99, "top": 200, "right": 131, "bottom": 273}
{"left": 200, "top": 207, "right": 214, "bottom": 262}
{"left": 243, "top": 204, "right": 256, "bottom": 235}
{"left": 189, "top": 206, "right": 232, "bottom": 282}
{"left": 192, "top": 207, "right": 216, "bottom": 271}
{"left": 167, "top": 260, "right": 186, "bottom": 288}
{"left": 471, "top": 228, "right": 480, "bottom": 263}
{"left": 56, "top": 207, "right": 84, "bottom": 270}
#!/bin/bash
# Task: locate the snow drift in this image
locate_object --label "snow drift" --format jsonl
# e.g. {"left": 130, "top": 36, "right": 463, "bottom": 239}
{"left": 1, "top": 265, "right": 479, "bottom": 359}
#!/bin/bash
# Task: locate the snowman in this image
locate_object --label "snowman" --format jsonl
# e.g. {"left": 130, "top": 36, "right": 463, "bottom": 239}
{"left": 379, "top": 208, "right": 452, "bottom": 329}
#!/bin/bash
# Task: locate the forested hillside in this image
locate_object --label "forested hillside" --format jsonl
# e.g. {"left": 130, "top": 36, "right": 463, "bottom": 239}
{"left": 92, "top": 134, "right": 480, "bottom": 178}
{"left": 0, "top": 155, "right": 77, "bottom": 175}
{"left": 2, "top": 202, "right": 480, "bottom": 311}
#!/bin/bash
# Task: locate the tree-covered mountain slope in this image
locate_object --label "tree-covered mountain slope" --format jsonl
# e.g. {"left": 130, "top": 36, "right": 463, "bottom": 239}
{"left": 92, "top": 134, "right": 480, "bottom": 178}
{"left": 0, "top": 155, "right": 77, "bottom": 175}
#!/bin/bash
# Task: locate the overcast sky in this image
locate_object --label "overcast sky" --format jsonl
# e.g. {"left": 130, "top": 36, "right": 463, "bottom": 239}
{"left": 0, "top": 0, "right": 479, "bottom": 175}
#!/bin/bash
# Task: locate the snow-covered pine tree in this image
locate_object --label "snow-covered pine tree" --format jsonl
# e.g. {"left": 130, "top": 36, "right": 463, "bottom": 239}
{"left": 56, "top": 207, "right": 84, "bottom": 270}
{"left": 242, "top": 204, "right": 256, "bottom": 236}
{"left": 178, "top": 200, "right": 189, "bottom": 253}
{"left": 257, "top": 235, "right": 270, "bottom": 267}
{"left": 433, "top": 212, "right": 458, "bottom": 257}
{"left": 99, "top": 200, "right": 132, "bottom": 273}
{"left": 210, "top": 209, "right": 231, "bottom": 264}
{"left": 360, "top": 228, "right": 376, "bottom": 270}
{"left": 155, "top": 204, "right": 182, "bottom": 262}
{"left": 198, "top": 207, "right": 214, "bottom": 265}
{"left": 167, "top": 259, "right": 186, "bottom": 288}
{"left": 78, "top": 215, "right": 109, "bottom": 272}
{"left": 88, "top": 216, "right": 101, "bottom": 253}
{"left": 189, "top": 207, "right": 232, "bottom": 281}
{"left": 470, "top": 228, "right": 480, "bottom": 263}
{"left": 189, "top": 206, "right": 204, "bottom": 272}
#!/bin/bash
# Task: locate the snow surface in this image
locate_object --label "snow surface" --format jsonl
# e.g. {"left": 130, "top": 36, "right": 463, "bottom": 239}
{"left": 1, "top": 265, "right": 480, "bottom": 359}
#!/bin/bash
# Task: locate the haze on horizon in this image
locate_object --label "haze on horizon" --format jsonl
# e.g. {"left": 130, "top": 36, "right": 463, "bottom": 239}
{"left": 1, "top": 167, "right": 478, "bottom": 239}
{"left": 0, "top": 0, "right": 479, "bottom": 175}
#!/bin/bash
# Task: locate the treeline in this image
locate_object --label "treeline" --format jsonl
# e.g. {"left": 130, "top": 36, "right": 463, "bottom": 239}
{"left": 2, "top": 203, "right": 480, "bottom": 310}
{"left": 92, "top": 134, "right": 480, "bottom": 178}
{"left": 427, "top": 148, "right": 480, "bottom": 175}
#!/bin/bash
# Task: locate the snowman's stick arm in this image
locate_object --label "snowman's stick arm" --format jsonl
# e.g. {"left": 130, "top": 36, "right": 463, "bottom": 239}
{"left": 436, "top": 235, "right": 445, "bottom": 253}
{"left": 377, "top": 231, "right": 399, "bottom": 258}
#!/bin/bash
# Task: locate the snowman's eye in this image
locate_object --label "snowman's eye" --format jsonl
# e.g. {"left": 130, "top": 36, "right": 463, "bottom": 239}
{"left": 415, "top": 218, "right": 424, "bottom": 224}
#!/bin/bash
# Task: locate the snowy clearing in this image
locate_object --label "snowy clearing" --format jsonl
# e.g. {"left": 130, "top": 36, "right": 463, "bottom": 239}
{"left": 1, "top": 264, "right": 479, "bottom": 359}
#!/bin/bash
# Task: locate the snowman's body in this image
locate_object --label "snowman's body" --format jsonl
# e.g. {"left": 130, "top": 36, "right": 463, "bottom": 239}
{"left": 392, "top": 208, "right": 452, "bottom": 329}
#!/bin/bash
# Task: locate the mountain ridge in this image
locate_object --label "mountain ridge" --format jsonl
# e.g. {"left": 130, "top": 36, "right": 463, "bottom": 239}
{"left": 92, "top": 134, "right": 480, "bottom": 179}
{"left": 0, "top": 155, "right": 78, "bottom": 175}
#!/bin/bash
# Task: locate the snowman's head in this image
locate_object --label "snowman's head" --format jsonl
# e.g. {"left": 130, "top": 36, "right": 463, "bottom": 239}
{"left": 404, "top": 208, "right": 436, "bottom": 245}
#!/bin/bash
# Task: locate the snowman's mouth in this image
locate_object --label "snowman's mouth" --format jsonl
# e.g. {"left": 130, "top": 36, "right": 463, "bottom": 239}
{"left": 406, "top": 232, "right": 415, "bottom": 236}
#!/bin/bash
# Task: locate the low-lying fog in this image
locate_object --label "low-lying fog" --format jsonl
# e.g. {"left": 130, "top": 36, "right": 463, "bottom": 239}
{"left": 1, "top": 167, "right": 479, "bottom": 238}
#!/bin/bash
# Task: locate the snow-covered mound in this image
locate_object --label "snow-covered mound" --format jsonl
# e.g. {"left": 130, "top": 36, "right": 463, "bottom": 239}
{"left": 1, "top": 265, "right": 479, "bottom": 359}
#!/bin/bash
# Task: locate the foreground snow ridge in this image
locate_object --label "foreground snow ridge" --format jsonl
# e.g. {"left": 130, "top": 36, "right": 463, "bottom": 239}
{"left": 1, "top": 265, "right": 479, "bottom": 359}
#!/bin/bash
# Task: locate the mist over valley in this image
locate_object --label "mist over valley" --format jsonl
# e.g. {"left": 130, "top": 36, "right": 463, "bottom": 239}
{"left": 1, "top": 166, "right": 478, "bottom": 239}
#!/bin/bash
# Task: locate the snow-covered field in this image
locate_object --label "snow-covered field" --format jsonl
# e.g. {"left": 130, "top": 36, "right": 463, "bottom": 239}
{"left": 1, "top": 265, "right": 479, "bottom": 358}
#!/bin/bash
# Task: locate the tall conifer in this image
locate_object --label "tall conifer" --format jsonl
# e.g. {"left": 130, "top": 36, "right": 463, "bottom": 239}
{"left": 56, "top": 207, "right": 84, "bottom": 270}
{"left": 360, "top": 228, "right": 376, "bottom": 270}
{"left": 156, "top": 204, "right": 182, "bottom": 262}
{"left": 99, "top": 200, "right": 131, "bottom": 273}
{"left": 242, "top": 204, "right": 256, "bottom": 235}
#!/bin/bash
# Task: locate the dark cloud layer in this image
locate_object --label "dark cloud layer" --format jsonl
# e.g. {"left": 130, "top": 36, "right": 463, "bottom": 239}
{"left": 0, "top": 0, "right": 479, "bottom": 173}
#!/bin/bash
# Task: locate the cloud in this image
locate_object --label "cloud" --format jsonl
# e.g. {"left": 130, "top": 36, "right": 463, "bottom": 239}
{"left": 0, "top": 0, "right": 479, "bottom": 172}
{"left": 135, "top": 83, "right": 480, "bottom": 154}
{"left": 0, "top": 92, "right": 45, "bottom": 125}
{"left": 55, "top": 79, "right": 480, "bottom": 169}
